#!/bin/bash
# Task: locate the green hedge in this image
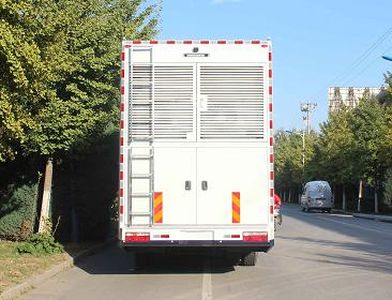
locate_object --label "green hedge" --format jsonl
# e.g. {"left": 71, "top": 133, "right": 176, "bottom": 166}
{"left": 0, "top": 182, "right": 39, "bottom": 240}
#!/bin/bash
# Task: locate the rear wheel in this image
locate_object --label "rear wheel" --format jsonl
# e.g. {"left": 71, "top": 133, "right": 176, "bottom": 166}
{"left": 240, "top": 252, "right": 257, "bottom": 266}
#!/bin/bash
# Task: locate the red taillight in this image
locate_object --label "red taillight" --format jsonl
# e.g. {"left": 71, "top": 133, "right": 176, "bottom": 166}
{"left": 160, "top": 234, "right": 170, "bottom": 239}
{"left": 270, "top": 205, "right": 274, "bottom": 214}
{"left": 243, "top": 232, "right": 268, "bottom": 242}
{"left": 125, "top": 232, "right": 150, "bottom": 243}
{"left": 231, "top": 234, "right": 241, "bottom": 238}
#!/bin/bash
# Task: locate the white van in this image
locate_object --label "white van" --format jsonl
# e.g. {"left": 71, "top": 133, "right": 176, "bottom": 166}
{"left": 301, "top": 181, "right": 333, "bottom": 213}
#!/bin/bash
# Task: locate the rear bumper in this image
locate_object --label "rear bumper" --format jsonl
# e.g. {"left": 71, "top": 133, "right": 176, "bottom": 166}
{"left": 302, "top": 202, "right": 332, "bottom": 209}
{"left": 120, "top": 239, "right": 274, "bottom": 252}
{"left": 308, "top": 205, "right": 332, "bottom": 209}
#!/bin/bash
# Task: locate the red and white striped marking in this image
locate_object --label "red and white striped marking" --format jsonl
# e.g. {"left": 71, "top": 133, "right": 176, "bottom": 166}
{"left": 267, "top": 44, "right": 274, "bottom": 223}
{"left": 122, "top": 40, "right": 270, "bottom": 46}
{"left": 119, "top": 45, "right": 127, "bottom": 226}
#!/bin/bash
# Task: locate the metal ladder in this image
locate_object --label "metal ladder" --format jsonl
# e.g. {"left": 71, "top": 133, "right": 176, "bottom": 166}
{"left": 128, "top": 46, "right": 154, "bottom": 226}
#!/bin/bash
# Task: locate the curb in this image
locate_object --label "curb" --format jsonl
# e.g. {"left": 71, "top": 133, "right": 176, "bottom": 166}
{"left": 331, "top": 209, "right": 352, "bottom": 215}
{"left": 0, "top": 238, "right": 116, "bottom": 300}
{"left": 352, "top": 213, "right": 392, "bottom": 224}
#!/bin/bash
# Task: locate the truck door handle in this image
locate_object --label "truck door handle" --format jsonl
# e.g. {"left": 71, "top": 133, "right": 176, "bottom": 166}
{"left": 185, "top": 180, "right": 191, "bottom": 191}
{"left": 201, "top": 181, "right": 208, "bottom": 191}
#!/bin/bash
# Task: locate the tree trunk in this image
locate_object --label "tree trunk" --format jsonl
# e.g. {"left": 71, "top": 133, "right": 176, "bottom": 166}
{"left": 374, "top": 188, "right": 379, "bottom": 214}
{"left": 342, "top": 185, "right": 346, "bottom": 211}
{"left": 288, "top": 188, "right": 291, "bottom": 203}
{"left": 38, "top": 158, "right": 53, "bottom": 233}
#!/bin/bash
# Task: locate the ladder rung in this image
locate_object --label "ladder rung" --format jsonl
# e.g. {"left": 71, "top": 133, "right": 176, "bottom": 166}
{"left": 132, "top": 62, "right": 153, "bottom": 65}
{"left": 131, "top": 193, "right": 152, "bottom": 198}
{"left": 131, "top": 174, "right": 152, "bottom": 179}
{"left": 131, "top": 81, "right": 152, "bottom": 85}
{"left": 132, "top": 136, "right": 153, "bottom": 141}
{"left": 131, "top": 155, "right": 153, "bottom": 160}
{"left": 130, "top": 212, "right": 152, "bottom": 216}
{"left": 133, "top": 103, "right": 152, "bottom": 106}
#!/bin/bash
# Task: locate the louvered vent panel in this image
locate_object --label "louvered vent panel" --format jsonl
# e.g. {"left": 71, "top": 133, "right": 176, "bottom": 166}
{"left": 153, "top": 66, "right": 194, "bottom": 139}
{"left": 200, "top": 66, "right": 265, "bottom": 140}
{"left": 129, "top": 65, "right": 153, "bottom": 138}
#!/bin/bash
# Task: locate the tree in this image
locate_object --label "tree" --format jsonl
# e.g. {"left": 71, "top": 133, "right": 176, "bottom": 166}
{"left": 349, "top": 98, "right": 389, "bottom": 213}
{"left": 275, "top": 129, "right": 318, "bottom": 202}
{"left": 309, "top": 109, "right": 356, "bottom": 209}
{"left": 378, "top": 72, "right": 392, "bottom": 106}
{"left": 1, "top": 0, "right": 160, "bottom": 160}
{"left": 1, "top": 0, "right": 160, "bottom": 235}
{"left": 0, "top": 0, "right": 53, "bottom": 161}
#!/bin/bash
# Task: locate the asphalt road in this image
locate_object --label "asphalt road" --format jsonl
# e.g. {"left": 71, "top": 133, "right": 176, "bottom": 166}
{"left": 22, "top": 204, "right": 392, "bottom": 300}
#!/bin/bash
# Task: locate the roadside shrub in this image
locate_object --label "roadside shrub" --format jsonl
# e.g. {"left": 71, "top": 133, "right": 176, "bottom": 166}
{"left": 17, "top": 233, "right": 64, "bottom": 255}
{"left": 0, "top": 182, "right": 39, "bottom": 240}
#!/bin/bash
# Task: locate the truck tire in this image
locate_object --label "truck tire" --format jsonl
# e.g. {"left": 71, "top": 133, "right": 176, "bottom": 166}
{"left": 240, "top": 252, "right": 257, "bottom": 266}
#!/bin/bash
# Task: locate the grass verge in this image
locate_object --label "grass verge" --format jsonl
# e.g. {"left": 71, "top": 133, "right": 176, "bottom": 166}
{"left": 0, "top": 240, "right": 67, "bottom": 294}
{"left": 0, "top": 240, "right": 99, "bottom": 294}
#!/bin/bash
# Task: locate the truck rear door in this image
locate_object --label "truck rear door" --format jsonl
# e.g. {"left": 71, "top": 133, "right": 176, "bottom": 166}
{"left": 195, "top": 63, "right": 269, "bottom": 225}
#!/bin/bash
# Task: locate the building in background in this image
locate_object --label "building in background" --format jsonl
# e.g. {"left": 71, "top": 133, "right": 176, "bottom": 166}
{"left": 328, "top": 87, "right": 383, "bottom": 113}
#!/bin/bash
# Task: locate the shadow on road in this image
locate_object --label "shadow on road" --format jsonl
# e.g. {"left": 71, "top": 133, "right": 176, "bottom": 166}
{"left": 74, "top": 244, "right": 236, "bottom": 275}
{"left": 280, "top": 204, "right": 392, "bottom": 274}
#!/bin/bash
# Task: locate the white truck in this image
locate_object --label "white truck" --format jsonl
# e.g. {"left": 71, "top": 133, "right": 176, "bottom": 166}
{"left": 118, "top": 39, "right": 274, "bottom": 266}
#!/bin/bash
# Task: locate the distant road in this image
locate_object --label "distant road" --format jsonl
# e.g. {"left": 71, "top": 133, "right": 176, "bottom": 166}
{"left": 23, "top": 204, "right": 392, "bottom": 300}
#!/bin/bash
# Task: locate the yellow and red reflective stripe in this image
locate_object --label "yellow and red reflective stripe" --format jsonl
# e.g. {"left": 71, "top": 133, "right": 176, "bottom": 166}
{"left": 154, "top": 192, "right": 163, "bottom": 223}
{"left": 232, "top": 192, "right": 241, "bottom": 223}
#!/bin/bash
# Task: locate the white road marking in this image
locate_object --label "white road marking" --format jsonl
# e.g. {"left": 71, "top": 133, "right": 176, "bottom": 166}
{"left": 202, "top": 260, "right": 213, "bottom": 300}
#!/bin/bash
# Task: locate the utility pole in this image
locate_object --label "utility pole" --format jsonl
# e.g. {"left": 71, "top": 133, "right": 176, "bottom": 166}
{"left": 300, "top": 102, "right": 317, "bottom": 134}
{"left": 299, "top": 102, "right": 317, "bottom": 167}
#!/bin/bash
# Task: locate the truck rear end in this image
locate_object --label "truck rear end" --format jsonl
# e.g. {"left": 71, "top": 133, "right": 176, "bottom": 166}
{"left": 118, "top": 40, "right": 274, "bottom": 265}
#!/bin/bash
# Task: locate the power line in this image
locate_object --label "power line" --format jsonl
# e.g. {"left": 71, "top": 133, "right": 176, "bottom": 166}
{"left": 331, "top": 27, "right": 392, "bottom": 85}
{"left": 342, "top": 43, "right": 392, "bottom": 86}
{"left": 311, "top": 27, "right": 392, "bottom": 100}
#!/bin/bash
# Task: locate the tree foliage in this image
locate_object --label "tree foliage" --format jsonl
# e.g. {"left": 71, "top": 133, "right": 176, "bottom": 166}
{"left": 309, "top": 109, "right": 356, "bottom": 185}
{"left": 276, "top": 73, "right": 392, "bottom": 211}
{"left": 274, "top": 129, "right": 318, "bottom": 193}
{"left": 0, "top": 0, "right": 160, "bottom": 161}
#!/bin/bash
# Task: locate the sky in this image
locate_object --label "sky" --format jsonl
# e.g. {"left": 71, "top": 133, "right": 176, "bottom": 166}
{"left": 157, "top": 0, "right": 392, "bottom": 131}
